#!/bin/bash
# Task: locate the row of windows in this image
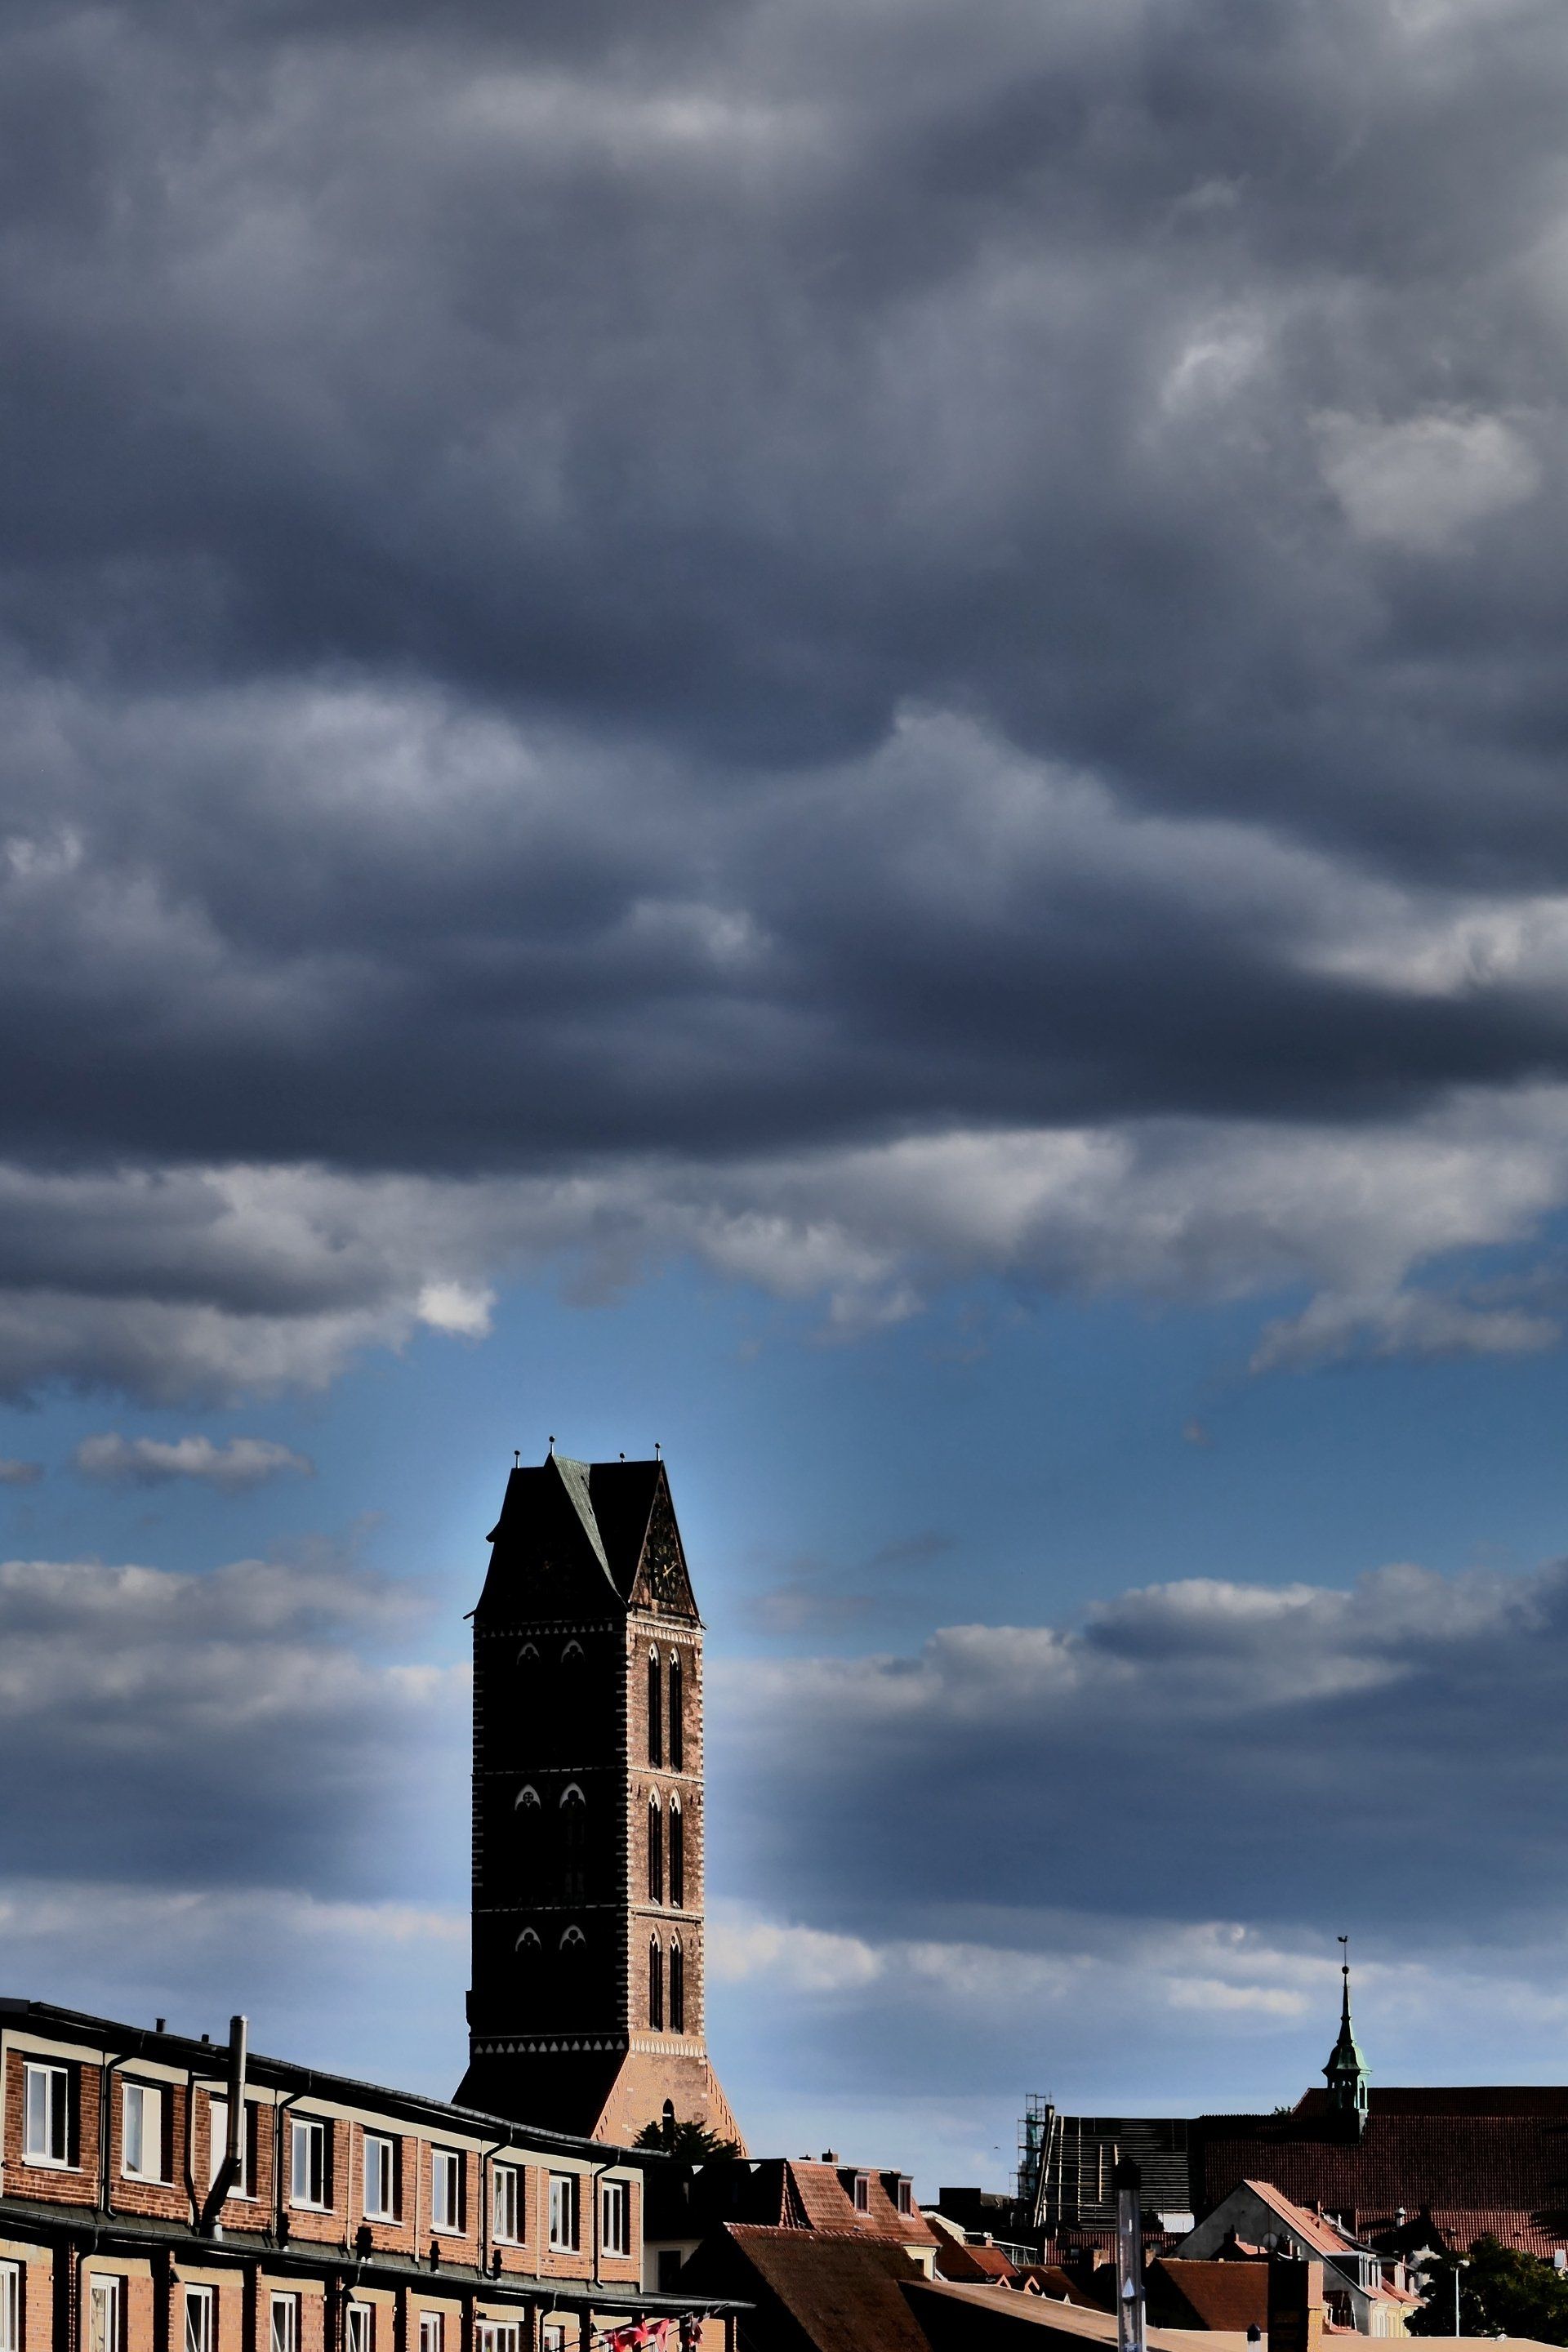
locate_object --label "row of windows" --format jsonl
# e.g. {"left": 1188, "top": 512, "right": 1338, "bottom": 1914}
{"left": 645, "top": 1649, "right": 684, "bottom": 1771}
{"left": 0, "top": 2271, "right": 604, "bottom": 2352}
{"left": 16, "top": 2063, "right": 626, "bottom": 2249}
{"left": 507, "top": 1784, "right": 689, "bottom": 1909}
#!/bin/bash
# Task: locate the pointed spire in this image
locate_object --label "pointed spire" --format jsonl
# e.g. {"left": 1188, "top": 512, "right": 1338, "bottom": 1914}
{"left": 1324, "top": 1935, "right": 1370, "bottom": 2136}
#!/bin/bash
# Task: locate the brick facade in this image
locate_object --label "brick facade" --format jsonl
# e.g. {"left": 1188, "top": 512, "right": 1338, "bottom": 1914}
{"left": 0, "top": 2002, "right": 734, "bottom": 2352}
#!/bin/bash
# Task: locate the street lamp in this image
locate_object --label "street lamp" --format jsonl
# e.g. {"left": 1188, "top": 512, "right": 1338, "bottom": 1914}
{"left": 1454, "top": 2258, "right": 1470, "bottom": 2336}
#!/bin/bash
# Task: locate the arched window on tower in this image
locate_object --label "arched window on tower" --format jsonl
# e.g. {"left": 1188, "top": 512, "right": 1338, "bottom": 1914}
{"left": 514, "top": 1784, "right": 542, "bottom": 1897}
{"left": 670, "top": 1940, "right": 685, "bottom": 2034}
{"left": 668, "top": 1652, "right": 684, "bottom": 1770}
{"left": 669, "top": 1797, "right": 684, "bottom": 1910}
{"left": 514, "top": 1928, "right": 541, "bottom": 1957}
{"left": 560, "top": 1924, "right": 586, "bottom": 1953}
{"left": 647, "top": 1648, "right": 662, "bottom": 1767}
{"left": 516, "top": 1642, "right": 540, "bottom": 1668}
{"left": 648, "top": 1795, "right": 664, "bottom": 1904}
{"left": 648, "top": 1937, "right": 665, "bottom": 2031}
{"left": 560, "top": 1784, "right": 588, "bottom": 1900}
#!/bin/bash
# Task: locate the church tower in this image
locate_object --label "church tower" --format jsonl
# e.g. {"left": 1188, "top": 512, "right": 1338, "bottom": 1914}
{"left": 1323, "top": 1950, "right": 1370, "bottom": 2137}
{"left": 456, "top": 1451, "right": 744, "bottom": 2150}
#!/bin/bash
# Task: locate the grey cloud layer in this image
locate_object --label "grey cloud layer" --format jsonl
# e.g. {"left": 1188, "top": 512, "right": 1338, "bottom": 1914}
{"left": 7, "top": 0, "right": 1568, "bottom": 1387}
{"left": 0, "top": 1551, "right": 463, "bottom": 1887}
{"left": 715, "top": 1557, "right": 1568, "bottom": 1947}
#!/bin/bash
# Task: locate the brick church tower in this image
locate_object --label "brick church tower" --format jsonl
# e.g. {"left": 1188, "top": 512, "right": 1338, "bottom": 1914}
{"left": 456, "top": 1450, "right": 744, "bottom": 2151}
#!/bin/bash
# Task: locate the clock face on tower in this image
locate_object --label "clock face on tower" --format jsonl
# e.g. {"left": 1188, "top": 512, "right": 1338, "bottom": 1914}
{"left": 637, "top": 1492, "right": 695, "bottom": 1614}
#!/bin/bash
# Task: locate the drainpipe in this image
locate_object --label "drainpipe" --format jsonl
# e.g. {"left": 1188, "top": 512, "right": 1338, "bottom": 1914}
{"left": 479, "top": 2137, "right": 510, "bottom": 2278}
{"left": 199, "top": 2018, "right": 249, "bottom": 2238}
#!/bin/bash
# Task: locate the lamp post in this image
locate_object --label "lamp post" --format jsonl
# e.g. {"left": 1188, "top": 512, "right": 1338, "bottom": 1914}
{"left": 1454, "top": 2258, "right": 1470, "bottom": 2337}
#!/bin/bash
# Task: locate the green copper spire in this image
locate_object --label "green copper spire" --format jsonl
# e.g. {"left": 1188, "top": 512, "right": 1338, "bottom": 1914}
{"left": 1324, "top": 1936, "right": 1370, "bottom": 2136}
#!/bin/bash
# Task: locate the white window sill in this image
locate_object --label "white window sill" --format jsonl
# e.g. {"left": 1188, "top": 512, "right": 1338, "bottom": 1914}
{"left": 431, "top": 2225, "right": 467, "bottom": 2239}
{"left": 363, "top": 2210, "right": 398, "bottom": 2225}
{"left": 291, "top": 2200, "right": 332, "bottom": 2214}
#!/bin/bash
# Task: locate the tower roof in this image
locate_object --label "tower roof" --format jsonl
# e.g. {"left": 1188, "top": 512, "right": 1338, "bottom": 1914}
{"left": 475, "top": 1451, "right": 699, "bottom": 1622}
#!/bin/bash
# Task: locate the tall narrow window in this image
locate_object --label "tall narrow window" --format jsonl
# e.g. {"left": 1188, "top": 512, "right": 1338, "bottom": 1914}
{"left": 24, "top": 2062, "right": 69, "bottom": 2165}
{"left": 668, "top": 1654, "right": 684, "bottom": 1770}
{"left": 418, "top": 2319, "right": 443, "bottom": 2352}
{"left": 363, "top": 2133, "right": 398, "bottom": 2221}
{"left": 89, "top": 2280, "right": 122, "bottom": 2352}
{"left": 670, "top": 1941, "right": 685, "bottom": 2034}
{"left": 431, "top": 2148, "right": 465, "bottom": 2234}
{"left": 184, "top": 2288, "right": 215, "bottom": 2352}
{"left": 647, "top": 1649, "right": 662, "bottom": 1766}
{"left": 492, "top": 2161, "right": 523, "bottom": 2244}
{"left": 648, "top": 1797, "right": 663, "bottom": 1904}
{"left": 122, "top": 2082, "right": 163, "bottom": 2181}
{"left": 669, "top": 1801, "right": 684, "bottom": 1910}
{"left": 290, "top": 2118, "right": 327, "bottom": 2209}
{"left": 600, "top": 2178, "right": 629, "bottom": 2257}
{"left": 1, "top": 2263, "right": 20, "bottom": 2352}
{"left": 560, "top": 1784, "right": 587, "bottom": 1899}
{"left": 209, "top": 2098, "right": 252, "bottom": 2197}
{"left": 270, "top": 2297, "right": 299, "bottom": 2352}
{"left": 648, "top": 1937, "right": 665, "bottom": 2031}
{"left": 345, "top": 2308, "right": 372, "bottom": 2352}
{"left": 548, "top": 2173, "right": 580, "bottom": 2252}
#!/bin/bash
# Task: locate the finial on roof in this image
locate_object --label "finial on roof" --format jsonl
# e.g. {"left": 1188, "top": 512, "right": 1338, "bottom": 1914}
{"left": 655, "top": 1441, "right": 662, "bottom": 1459}
{"left": 548, "top": 1435, "right": 555, "bottom": 1455}
{"left": 514, "top": 1450, "right": 520, "bottom": 1468}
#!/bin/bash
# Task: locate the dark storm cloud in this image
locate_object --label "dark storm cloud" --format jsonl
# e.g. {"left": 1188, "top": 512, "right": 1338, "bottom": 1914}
{"left": 6, "top": 0, "right": 1568, "bottom": 1386}
{"left": 717, "top": 1558, "right": 1568, "bottom": 1949}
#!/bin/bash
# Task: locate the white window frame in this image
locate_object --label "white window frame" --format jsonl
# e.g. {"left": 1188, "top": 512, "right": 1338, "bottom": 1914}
{"left": 600, "top": 2177, "right": 629, "bottom": 2257}
{"left": 184, "top": 2286, "right": 215, "bottom": 2352}
{"left": 431, "top": 2147, "right": 465, "bottom": 2235}
{"left": 290, "top": 2117, "right": 329, "bottom": 2210}
{"left": 363, "top": 2133, "right": 398, "bottom": 2221}
{"left": 417, "top": 2320, "right": 442, "bottom": 2352}
{"left": 0, "top": 2261, "right": 20, "bottom": 2352}
{"left": 476, "top": 2329, "right": 519, "bottom": 2352}
{"left": 269, "top": 2296, "right": 299, "bottom": 2352}
{"left": 88, "top": 2278, "right": 122, "bottom": 2352}
{"left": 896, "top": 2177, "right": 912, "bottom": 2216}
{"left": 122, "top": 2081, "right": 163, "bottom": 2182}
{"left": 548, "top": 2172, "right": 579, "bottom": 2252}
{"left": 208, "top": 2099, "right": 252, "bottom": 2198}
{"left": 541, "top": 2329, "right": 566, "bottom": 2352}
{"left": 23, "top": 2062, "right": 70, "bottom": 2167}
{"left": 345, "top": 2306, "right": 372, "bottom": 2352}
{"left": 853, "top": 2173, "right": 871, "bottom": 2212}
{"left": 492, "top": 2162, "right": 523, "bottom": 2245}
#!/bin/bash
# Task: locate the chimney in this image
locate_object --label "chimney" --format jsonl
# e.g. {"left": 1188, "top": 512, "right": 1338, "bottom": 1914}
{"left": 1268, "top": 2255, "right": 1325, "bottom": 2352}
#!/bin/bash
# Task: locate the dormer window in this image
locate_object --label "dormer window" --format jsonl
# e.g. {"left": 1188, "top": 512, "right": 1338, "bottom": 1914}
{"left": 853, "top": 2174, "right": 871, "bottom": 2213}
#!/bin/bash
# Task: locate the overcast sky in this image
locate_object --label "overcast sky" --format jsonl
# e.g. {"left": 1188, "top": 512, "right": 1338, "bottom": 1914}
{"left": 7, "top": 0, "right": 1568, "bottom": 2194}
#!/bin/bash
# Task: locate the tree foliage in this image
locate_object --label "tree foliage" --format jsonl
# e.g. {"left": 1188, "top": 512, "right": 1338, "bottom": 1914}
{"left": 1411, "top": 2236, "right": 1568, "bottom": 2343}
{"left": 634, "top": 2116, "right": 744, "bottom": 2162}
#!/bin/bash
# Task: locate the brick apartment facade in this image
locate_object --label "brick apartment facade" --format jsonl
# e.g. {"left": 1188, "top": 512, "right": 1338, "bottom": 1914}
{"left": 0, "top": 2000, "right": 737, "bottom": 2352}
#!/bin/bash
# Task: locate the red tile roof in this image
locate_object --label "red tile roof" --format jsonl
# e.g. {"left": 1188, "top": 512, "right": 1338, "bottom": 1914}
{"left": 1195, "top": 2105, "right": 1568, "bottom": 2225}
{"left": 933, "top": 2240, "right": 1017, "bottom": 2283}
{"left": 1149, "top": 2261, "right": 1269, "bottom": 2334}
{"left": 1241, "top": 2180, "right": 1361, "bottom": 2260}
{"left": 686, "top": 2225, "right": 934, "bottom": 2352}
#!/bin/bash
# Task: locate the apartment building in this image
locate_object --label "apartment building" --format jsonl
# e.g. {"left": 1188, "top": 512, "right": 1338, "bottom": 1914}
{"left": 0, "top": 2001, "right": 737, "bottom": 2352}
